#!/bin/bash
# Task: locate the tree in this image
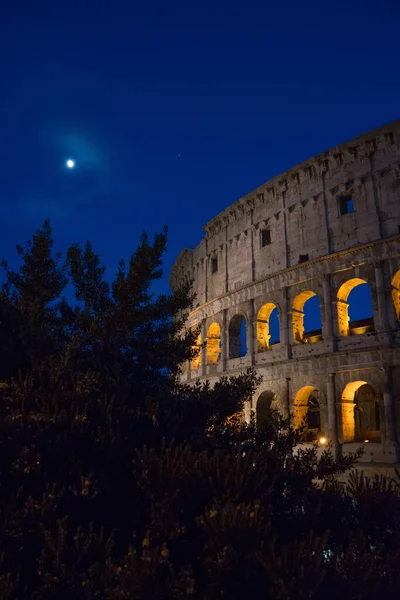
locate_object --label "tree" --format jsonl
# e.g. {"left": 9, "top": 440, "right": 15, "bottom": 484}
{"left": 0, "top": 222, "right": 400, "bottom": 599}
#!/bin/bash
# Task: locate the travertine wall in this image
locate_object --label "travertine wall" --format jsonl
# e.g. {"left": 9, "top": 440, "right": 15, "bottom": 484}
{"left": 171, "top": 119, "right": 400, "bottom": 468}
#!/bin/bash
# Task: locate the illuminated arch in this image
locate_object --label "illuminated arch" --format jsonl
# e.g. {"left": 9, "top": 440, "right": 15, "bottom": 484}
{"left": 256, "top": 303, "right": 279, "bottom": 352}
{"left": 337, "top": 278, "right": 374, "bottom": 336}
{"left": 292, "top": 291, "right": 322, "bottom": 344}
{"left": 293, "top": 386, "right": 321, "bottom": 441}
{"left": 341, "top": 381, "right": 380, "bottom": 443}
{"left": 206, "top": 322, "right": 221, "bottom": 365}
{"left": 191, "top": 333, "right": 202, "bottom": 370}
{"left": 229, "top": 314, "right": 247, "bottom": 359}
{"left": 392, "top": 271, "right": 400, "bottom": 321}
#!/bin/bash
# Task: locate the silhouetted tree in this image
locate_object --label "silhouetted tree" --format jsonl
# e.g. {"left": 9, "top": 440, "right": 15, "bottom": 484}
{"left": 0, "top": 222, "right": 400, "bottom": 599}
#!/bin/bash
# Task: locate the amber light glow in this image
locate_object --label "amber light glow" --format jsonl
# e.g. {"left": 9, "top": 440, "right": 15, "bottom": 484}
{"left": 319, "top": 436, "right": 327, "bottom": 445}
{"left": 293, "top": 385, "right": 317, "bottom": 430}
{"left": 191, "top": 333, "right": 202, "bottom": 370}
{"left": 337, "top": 278, "right": 369, "bottom": 336}
{"left": 341, "top": 380, "right": 368, "bottom": 442}
{"left": 292, "top": 290, "right": 317, "bottom": 344}
{"left": 392, "top": 271, "right": 400, "bottom": 321}
{"left": 206, "top": 322, "right": 221, "bottom": 364}
{"left": 256, "top": 302, "right": 278, "bottom": 352}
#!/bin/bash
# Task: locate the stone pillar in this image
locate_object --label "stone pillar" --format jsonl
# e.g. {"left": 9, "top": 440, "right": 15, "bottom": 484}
{"left": 244, "top": 400, "right": 252, "bottom": 424}
{"left": 322, "top": 275, "right": 335, "bottom": 350}
{"left": 382, "top": 367, "right": 397, "bottom": 447}
{"left": 341, "top": 401, "right": 356, "bottom": 443}
{"left": 293, "top": 402, "right": 308, "bottom": 430}
{"left": 246, "top": 299, "right": 255, "bottom": 365}
{"left": 388, "top": 280, "right": 399, "bottom": 330}
{"left": 331, "top": 294, "right": 342, "bottom": 340}
{"left": 281, "top": 288, "right": 291, "bottom": 359}
{"left": 374, "top": 262, "right": 389, "bottom": 332}
{"left": 326, "top": 373, "right": 340, "bottom": 458}
{"left": 282, "top": 377, "right": 290, "bottom": 420}
{"left": 201, "top": 319, "right": 207, "bottom": 377}
{"left": 291, "top": 309, "right": 304, "bottom": 344}
{"left": 337, "top": 300, "right": 350, "bottom": 337}
{"left": 221, "top": 309, "right": 228, "bottom": 372}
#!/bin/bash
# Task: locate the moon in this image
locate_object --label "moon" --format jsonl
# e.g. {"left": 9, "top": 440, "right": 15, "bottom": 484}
{"left": 66, "top": 159, "right": 75, "bottom": 169}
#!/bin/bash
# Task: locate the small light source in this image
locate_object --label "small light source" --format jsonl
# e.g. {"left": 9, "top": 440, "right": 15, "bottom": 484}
{"left": 66, "top": 159, "right": 75, "bottom": 169}
{"left": 319, "top": 436, "right": 327, "bottom": 445}
{"left": 364, "top": 439, "right": 370, "bottom": 443}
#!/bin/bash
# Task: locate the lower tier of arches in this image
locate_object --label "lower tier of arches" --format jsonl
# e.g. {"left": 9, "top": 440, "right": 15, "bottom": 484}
{"left": 203, "top": 361, "right": 400, "bottom": 465}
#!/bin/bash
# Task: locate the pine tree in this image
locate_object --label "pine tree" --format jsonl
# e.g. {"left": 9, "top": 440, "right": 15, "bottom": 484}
{"left": 1, "top": 222, "right": 400, "bottom": 599}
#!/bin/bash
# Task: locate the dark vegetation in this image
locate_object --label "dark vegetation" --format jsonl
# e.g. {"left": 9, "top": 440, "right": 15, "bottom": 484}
{"left": 0, "top": 221, "right": 400, "bottom": 599}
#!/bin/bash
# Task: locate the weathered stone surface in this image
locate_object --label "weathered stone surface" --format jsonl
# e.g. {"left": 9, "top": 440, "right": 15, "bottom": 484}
{"left": 171, "top": 119, "right": 400, "bottom": 470}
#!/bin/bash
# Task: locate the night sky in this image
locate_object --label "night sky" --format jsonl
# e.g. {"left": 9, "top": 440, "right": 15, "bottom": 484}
{"left": 2, "top": 0, "right": 400, "bottom": 313}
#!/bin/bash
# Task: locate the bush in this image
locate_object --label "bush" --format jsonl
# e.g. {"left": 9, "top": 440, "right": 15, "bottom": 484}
{"left": 0, "top": 222, "right": 400, "bottom": 599}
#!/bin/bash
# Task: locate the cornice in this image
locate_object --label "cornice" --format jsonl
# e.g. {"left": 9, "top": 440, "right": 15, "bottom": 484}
{"left": 187, "top": 235, "right": 400, "bottom": 320}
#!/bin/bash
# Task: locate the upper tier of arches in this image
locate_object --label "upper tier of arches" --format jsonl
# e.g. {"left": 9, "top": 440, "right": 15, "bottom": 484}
{"left": 188, "top": 266, "right": 400, "bottom": 372}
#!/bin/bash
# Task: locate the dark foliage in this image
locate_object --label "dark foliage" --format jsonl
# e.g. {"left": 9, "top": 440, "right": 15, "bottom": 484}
{"left": 0, "top": 222, "right": 400, "bottom": 599}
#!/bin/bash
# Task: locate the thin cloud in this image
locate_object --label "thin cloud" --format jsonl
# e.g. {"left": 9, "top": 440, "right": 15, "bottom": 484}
{"left": 13, "top": 126, "right": 113, "bottom": 222}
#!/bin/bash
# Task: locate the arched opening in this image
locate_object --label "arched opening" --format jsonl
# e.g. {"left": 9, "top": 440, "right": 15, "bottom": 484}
{"left": 256, "top": 303, "right": 280, "bottom": 352}
{"left": 229, "top": 314, "right": 247, "bottom": 359}
{"left": 191, "top": 333, "right": 202, "bottom": 370}
{"left": 341, "top": 381, "right": 381, "bottom": 443}
{"left": 392, "top": 271, "right": 400, "bottom": 321}
{"left": 256, "top": 390, "right": 276, "bottom": 428}
{"left": 294, "top": 386, "right": 321, "bottom": 441}
{"left": 206, "top": 323, "right": 221, "bottom": 365}
{"left": 292, "top": 292, "right": 322, "bottom": 344}
{"left": 337, "top": 278, "right": 374, "bottom": 336}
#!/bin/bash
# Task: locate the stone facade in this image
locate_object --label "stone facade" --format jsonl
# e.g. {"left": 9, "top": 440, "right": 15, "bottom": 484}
{"left": 170, "top": 119, "right": 400, "bottom": 469}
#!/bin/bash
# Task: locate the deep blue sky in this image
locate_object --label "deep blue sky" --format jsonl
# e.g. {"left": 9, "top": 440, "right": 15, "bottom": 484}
{"left": 1, "top": 0, "right": 399, "bottom": 312}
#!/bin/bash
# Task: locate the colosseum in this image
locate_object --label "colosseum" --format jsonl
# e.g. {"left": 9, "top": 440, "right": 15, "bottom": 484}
{"left": 170, "top": 119, "right": 400, "bottom": 474}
